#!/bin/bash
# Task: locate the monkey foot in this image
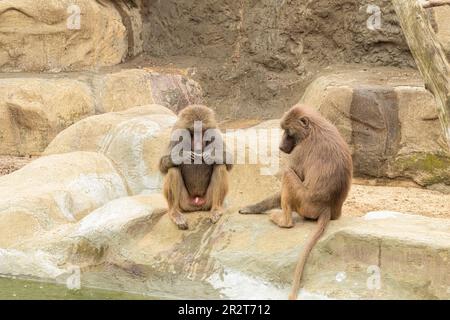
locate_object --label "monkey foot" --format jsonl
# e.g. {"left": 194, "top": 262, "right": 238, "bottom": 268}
{"left": 209, "top": 210, "right": 223, "bottom": 224}
{"left": 169, "top": 211, "right": 189, "bottom": 230}
{"left": 269, "top": 211, "right": 294, "bottom": 228}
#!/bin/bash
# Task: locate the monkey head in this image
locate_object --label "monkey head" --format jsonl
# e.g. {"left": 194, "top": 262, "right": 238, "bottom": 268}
{"left": 279, "top": 104, "right": 312, "bottom": 154}
{"left": 176, "top": 105, "right": 218, "bottom": 153}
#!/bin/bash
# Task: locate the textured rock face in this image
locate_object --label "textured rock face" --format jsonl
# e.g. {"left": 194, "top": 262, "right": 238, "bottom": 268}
{"left": 0, "top": 78, "right": 95, "bottom": 156}
{"left": 142, "top": 0, "right": 415, "bottom": 120}
{"left": 428, "top": 5, "right": 450, "bottom": 60}
{"left": 0, "top": 152, "right": 128, "bottom": 248}
{"left": 0, "top": 0, "right": 128, "bottom": 72}
{"left": 45, "top": 105, "right": 177, "bottom": 194}
{"left": 300, "top": 67, "right": 450, "bottom": 187}
{"left": 95, "top": 69, "right": 204, "bottom": 113}
{"left": 0, "top": 69, "right": 203, "bottom": 156}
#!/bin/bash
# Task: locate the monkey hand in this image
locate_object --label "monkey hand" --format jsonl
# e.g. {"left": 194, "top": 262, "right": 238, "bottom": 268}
{"left": 202, "top": 151, "right": 216, "bottom": 165}
{"left": 159, "top": 155, "right": 178, "bottom": 174}
{"left": 180, "top": 151, "right": 196, "bottom": 164}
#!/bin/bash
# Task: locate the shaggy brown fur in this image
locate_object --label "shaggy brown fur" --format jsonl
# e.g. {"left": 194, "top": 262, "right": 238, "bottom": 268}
{"left": 240, "top": 104, "right": 353, "bottom": 300}
{"left": 159, "top": 105, "right": 232, "bottom": 230}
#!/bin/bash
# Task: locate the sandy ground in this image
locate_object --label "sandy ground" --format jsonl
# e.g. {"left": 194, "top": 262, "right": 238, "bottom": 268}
{"left": 0, "top": 156, "right": 34, "bottom": 176}
{"left": 345, "top": 182, "right": 450, "bottom": 219}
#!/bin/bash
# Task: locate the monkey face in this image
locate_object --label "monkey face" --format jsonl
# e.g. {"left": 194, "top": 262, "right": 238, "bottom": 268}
{"left": 190, "top": 128, "right": 218, "bottom": 155}
{"left": 279, "top": 116, "right": 311, "bottom": 154}
{"left": 190, "top": 129, "right": 206, "bottom": 154}
{"left": 279, "top": 131, "right": 297, "bottom": 154}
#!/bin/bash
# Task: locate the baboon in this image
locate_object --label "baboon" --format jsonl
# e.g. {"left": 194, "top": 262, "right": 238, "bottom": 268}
{"left": 239, "top": 104, "right": 353, "bottom": 300}
{"left": 159, "top": 105, "right": 233, "bottom": 230}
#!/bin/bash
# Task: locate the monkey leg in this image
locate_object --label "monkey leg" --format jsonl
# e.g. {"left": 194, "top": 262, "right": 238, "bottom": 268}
{"left": 207, "top": 165, "right": 229, "bottom": 224}
{"left": 269, "top": 176, "right": 294, "bottom": 228}
{"left": 163, "top": 168, "right": 189, "bottom": 230}
{"left": 269, "top": 168, "right": 307, "bottom": 228}
{"left": 239, "top": 192, "right": 281, "bottom": 214}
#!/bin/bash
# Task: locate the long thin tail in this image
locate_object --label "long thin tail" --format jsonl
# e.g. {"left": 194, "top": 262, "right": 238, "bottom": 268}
{"left": 289, "top": 209, "right": 331, "bottom": 300}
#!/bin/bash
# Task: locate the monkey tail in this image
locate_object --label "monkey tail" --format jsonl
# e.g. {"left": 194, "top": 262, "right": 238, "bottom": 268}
{"left": 289, "top": 208, "right": 331, "bottom": 300}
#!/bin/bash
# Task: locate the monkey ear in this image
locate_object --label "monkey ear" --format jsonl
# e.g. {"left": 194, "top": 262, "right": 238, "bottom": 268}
{"left": 299, "top": 117, "right": 310, "bottom": 128}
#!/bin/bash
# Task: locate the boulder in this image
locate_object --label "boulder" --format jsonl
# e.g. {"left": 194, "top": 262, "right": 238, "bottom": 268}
{"left": 0, "top": 0, "right": 128, "bottom": 72}
{"left": 0, "top": 152, "right": 128, "bottom": 248}
{"left": 0, "top": 77, "right": 95, "bottom": 156}
{"left": 86, "top": 210, "right": 450, "bottom": 300}
{"left": 95, "top": 68, "right": 204, "bottom": 113}
{"left": 45, "top": 105, "right": 177, "bottom": 195}
{"left": 300, "top": 67, "right": 450, "bottom": 187}
{"left": 112, "top": 0, "right": 144, "bottom": 57}
{"left": 0, "top": 69, "right": 203, "bottom": 156}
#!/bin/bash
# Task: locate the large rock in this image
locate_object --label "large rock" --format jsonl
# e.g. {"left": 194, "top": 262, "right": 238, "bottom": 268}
{"left": 45, "top": 105, "right": 177, "bottom": 195}
{"left": 1, "top": 117, "right": 450, "bottom": 298}
{"left": 0, "top": 152, "right": 128, "bottom": 248}
{"left": 112, "top": 0, "right": 144, "bottom": 57}
{"left": 0, "top": 69, "right": 203, "bottom": 156}
{"left": 300, "top": 67, "right": 450, "bottom": 187}
{"left": 94, "top": 68, "right": 204, "bottom": 113}
{"left": 0, "top": 0, "right": 128, "bottom": 72}
{"left": 0, "top": 77, "right": 95, "bottom": 156}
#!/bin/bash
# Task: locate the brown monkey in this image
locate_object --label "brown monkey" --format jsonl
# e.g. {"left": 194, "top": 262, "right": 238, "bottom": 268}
{"left": 159, "top": 105, "right": 233, "bottom": 230}
{"left": 239, "top": 104, "right": 352, "bottom": 300}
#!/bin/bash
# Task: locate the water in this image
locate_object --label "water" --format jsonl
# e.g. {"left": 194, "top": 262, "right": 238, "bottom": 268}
{"left": 0, "top": 276, "right": 154, "bottom": 300}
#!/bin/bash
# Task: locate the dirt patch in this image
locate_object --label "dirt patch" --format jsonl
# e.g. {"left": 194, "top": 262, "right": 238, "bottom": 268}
{"left": 141, "top": 0, "right": 415, "bottom": 120}
{"left": 344, "top": 182, "right": 450, "bottom": 219}
{"left": 0, "top": 156, "right": 34, "bottom": 176}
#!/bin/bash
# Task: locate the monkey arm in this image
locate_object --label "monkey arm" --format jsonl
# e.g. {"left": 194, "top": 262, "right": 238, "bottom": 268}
{"left": 202, "top": 147, "right": 234, "bottom": 171}
{"left": 224, "top": 150, "right": 233, "bottom": 171}
{"left": 159, "top": 155, "right": 176, "bottom": 174}
{"left": 284, "top": 168, "right": 307, "bottom": 191}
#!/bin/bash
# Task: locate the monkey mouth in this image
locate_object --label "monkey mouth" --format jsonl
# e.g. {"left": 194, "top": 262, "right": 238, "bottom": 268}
{"left": 190, "top": 196, "right": 207, "bottom": 207}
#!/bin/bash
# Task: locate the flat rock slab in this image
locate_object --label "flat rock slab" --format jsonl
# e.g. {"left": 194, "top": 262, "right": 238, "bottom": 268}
{"left": 2, "top": 193, "right": 448, "bottom": 299}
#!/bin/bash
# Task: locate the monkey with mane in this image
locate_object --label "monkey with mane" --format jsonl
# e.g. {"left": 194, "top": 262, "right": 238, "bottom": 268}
{"left": 240, "top": 104, "right": 353, "bottom": 300}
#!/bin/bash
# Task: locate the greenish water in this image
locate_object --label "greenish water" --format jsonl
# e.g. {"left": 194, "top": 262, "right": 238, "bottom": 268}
{"left": 0, "top": 277, "right": 154, "bottom": 300}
